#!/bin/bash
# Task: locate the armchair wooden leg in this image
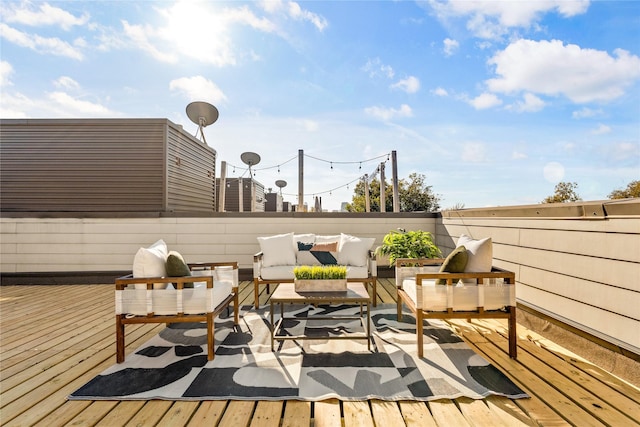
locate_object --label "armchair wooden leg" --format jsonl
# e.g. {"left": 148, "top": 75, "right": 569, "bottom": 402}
{"left": 416, "top": 310, "right": 424, "bottom": 359}
{"left": 397, "top": 292, "right": 403, "bottom": 321}
{"left": 372, "top": 278, "right": 377, "bottom": 307}
{"left": 508, "top": 306, "right": 517, "bottom": 359}
{"left": 254, "top": 278, "right": 260, "bottom": 309}
{"left": 233, "top": 292, "right": 239, "bottom": 325}
{"left": 116, "top": 315, "right": 125, "bottom": 363}
{"left": 207, "top": 312, "right": 215, "bottom": 361}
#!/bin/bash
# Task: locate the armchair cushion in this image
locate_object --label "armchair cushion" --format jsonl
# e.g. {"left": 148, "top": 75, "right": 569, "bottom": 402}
{"left": 257, "top": 232, "right": 296, "bottom": 267}
{"left": 435, "top": 245, "right": 468, "bottom": 285}
{"left": 457, "top": 234, "right": 492, "bottom": 273}
{"left": 132, "top": 239, "right": 168, "bottom": 289}
{"left": 166, "top": 251, "right": 194, "bottom": 288}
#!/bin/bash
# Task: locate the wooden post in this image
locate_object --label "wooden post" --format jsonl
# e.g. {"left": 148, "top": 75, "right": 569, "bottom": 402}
{"left": 298, "top": 149, "right": 304, "bottom": 212}
{"left": 238, "top": 178, "right": 243, "bottom": 212}
{"left": 364, "top": 174, "right": 370, "bottom": 212}
{"left": 392, "top": 150, "right": 400, "bottom": 212}
{"left": 218, "top": 161, "right": 227, "bottom": 212}
{"left": 379, "top": 162, "right": 386, "bottom": 213}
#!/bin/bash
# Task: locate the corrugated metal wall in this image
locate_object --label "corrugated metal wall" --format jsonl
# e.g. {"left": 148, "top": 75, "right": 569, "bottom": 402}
{"left": 166, "top": 125, "right": 216, "bottom": 212}
{"left": 0, "top": 119, "right": 216, "bottom": 213}
{"left": 216, "top": 178, "right": 265, "bottom": 212}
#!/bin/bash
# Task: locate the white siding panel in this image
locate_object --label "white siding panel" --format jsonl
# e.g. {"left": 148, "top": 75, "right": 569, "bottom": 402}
{"left": 518, "top": 284, "right": 640, "bottom": 354}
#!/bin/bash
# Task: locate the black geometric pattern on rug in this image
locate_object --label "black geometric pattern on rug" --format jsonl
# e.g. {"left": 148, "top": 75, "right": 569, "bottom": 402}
{"left": 69, "top": 304, "right": 528, "bottom": 401}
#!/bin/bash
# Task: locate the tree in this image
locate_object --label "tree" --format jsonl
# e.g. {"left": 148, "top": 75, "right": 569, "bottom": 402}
{"left": 542, "top": 181, "right": 581, "bottom": 203}
{"left": 608, "top": 180, "right": 640, "bottom": 199}
{"left": 346, "top": 172, "right": 441, "bottom": 212}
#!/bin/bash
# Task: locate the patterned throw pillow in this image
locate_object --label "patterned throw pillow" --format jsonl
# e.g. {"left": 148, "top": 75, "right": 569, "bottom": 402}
{"left": 296, "top": 242, "right": 339, "bottom": 265}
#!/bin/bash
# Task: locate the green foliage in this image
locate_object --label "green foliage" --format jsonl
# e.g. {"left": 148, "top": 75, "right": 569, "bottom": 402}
{"left": 346, "top": 172, "right": 441, "bottom": 212}
{"left": 608, "top": 180, "right": 640, "bottom": 199}
{"left": 293, "top": 265, "right": 347, "bottom": 280}
{"left": 542, "top": 181, "right": 581, "bottom": 203}
{"left": 375, "top": 228, "right": 442, "bottom": 266}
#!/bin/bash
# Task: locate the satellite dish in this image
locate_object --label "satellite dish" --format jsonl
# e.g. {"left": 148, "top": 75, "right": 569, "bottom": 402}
{"left": 275, "top": 180, "right": 287, "bottom": 195}
{"left": 241, "top": 152, "right": 261, "bottom": 167}
{"left": 186, "top": 101, "right": 219, "bottom": 144}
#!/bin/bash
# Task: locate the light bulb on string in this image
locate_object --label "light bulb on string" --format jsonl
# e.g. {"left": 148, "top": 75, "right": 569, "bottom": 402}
{"left": 330, "top": 162, "right": 333, "bottom": 170}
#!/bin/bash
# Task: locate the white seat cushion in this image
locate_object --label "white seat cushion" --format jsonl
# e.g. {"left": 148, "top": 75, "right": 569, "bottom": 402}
{"left": 402, "top": 278, "right": 514, "bottom": 311}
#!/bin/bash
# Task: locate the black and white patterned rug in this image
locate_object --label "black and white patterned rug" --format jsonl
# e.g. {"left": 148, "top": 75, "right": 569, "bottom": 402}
{"left": 69, "top": 304, "right": 527, "bottom": 401}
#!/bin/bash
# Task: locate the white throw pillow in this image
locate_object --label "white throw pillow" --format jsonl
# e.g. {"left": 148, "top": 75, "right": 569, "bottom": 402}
{"left": 132, "top": 239, "right": 169, "bottom": 289}
{"left": 257, "top": 232, "right": 296, "bottom": 267}
{"left": 456, "top": 234, "right": 492, "bottom": 272}
{"left": 337, "top": 233, "right": 375, "bottom": 267}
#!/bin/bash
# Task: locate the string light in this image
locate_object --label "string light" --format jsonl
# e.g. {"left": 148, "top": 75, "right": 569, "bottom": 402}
{"left": 225, "top": 151, "right": 391, "bottom": 200}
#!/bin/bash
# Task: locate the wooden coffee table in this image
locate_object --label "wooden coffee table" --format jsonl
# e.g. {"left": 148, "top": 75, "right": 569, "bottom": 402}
{"left": 269, "top": 282, "right": 371, "bottom": 351}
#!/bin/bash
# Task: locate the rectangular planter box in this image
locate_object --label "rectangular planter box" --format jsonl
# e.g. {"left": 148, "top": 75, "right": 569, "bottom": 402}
{"left": 294, "top": 279, "right": 347, "bottom": 292}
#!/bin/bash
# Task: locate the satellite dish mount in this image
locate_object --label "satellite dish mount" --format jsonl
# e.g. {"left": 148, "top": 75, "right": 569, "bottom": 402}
{"left": 186, "top": 101, "right": 219, "bottom": 144}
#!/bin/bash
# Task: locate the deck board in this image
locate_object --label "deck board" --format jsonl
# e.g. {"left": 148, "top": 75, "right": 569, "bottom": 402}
{"left": 1, "top": 282, "right": 639, "bottom": 427}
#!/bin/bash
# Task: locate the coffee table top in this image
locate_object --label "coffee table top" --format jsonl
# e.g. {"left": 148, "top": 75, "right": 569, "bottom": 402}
{"left": 270, "top": 282, "right": 370, "bottom": 304}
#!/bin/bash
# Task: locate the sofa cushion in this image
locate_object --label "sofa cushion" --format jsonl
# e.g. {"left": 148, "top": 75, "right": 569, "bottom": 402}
{"left": 435, "top": 245, "right": 468, "bottom": 285}
{"left": 258, "top": 232, "right": 296, "bottom": 267}
{"left": 457, "top": 234, "right": 492, "bottom": 273}
{"left": 314, "top": 235, "right": 341, "bottom": 244}
{"left": 337, "top": 233, "right": 375, "bottom": 267}
{"left": 133, "top": 239, "right": 169, "bottom": 289}
{"left": 296, "top": 241, "right": 338, "bottom": 265}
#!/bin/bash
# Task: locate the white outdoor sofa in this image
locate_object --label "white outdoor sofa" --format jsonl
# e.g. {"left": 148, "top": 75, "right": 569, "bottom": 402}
{"left": 252, "top": 232, "right": 377, "bottom": 308}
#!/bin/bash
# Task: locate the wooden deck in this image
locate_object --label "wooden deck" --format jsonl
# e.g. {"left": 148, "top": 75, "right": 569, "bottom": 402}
{"left": 1, "top": 280, "right": 639, "bottom": 427}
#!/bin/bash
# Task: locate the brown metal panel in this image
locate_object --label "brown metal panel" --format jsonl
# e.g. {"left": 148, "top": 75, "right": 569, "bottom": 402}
{"left": 166, "top": 125, "right": 216, "bottom": 212}
{"left": 0, "top": 118, "right": 215, "bottom": 213}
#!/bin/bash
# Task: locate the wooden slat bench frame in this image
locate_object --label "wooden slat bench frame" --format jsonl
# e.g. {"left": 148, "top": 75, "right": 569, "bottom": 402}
{"left": 395, "top": 258, "right": 517, "bottom": 359}
{"left": 115, "top": 261, "right": 239, "bottom": 363}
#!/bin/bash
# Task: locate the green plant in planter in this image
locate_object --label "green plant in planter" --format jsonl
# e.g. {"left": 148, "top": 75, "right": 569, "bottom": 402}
{"left": 293, "top": 265, "right": 347, "bottom": 280}
{"left": 375, "top": 228, "right": 442, "bottom": 266}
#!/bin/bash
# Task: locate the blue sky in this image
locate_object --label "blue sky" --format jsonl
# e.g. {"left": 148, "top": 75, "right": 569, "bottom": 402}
{"left": 1, "top": 1, "right": 639, "bottom": 211}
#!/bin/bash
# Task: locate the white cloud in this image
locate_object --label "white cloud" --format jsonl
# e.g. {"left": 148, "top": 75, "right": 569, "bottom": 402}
{"left": 390, "top": 76, "right": 420, "bottom": 94}
{"left": 0, "top": 2, "right": 90, "bottom": 30}
{"left": 427, "top": 0, "right": 589, "bottom": 39}
{"left": 362, "top": 58, "right": 394, "bottom": 79}
{"left": 0, "top": 23, "right": 84, "bottom": 59}
{"left": 461, "top": 142, "right": 487, "bottom": 162}
{"left": 591, "top": 124, "right": 612, "bottom": 135}
{"left": 364, "top": 104, "right": 413, "bottom": 121}
{"left": 287, "top": 1, "right": 328, "bottom": 31}
{"left": 259, "top": 0, "right": 328, "bottom": 31}
{"left": 169, "top": 76, "right": 228, "bottom": 103}
{"left": 468, "top": 92, "right": 502, "bottom": 110}
{"left": 121, "top": 2, "right": 281, "bottom": 66}
{"left": 432, "top": 87, "right": 449, "bottom": 97}
{"left": 443, "top": 38, "right": 459, "bottom": 56}
{"left": 510, "top": 92, "right": 545, "bottom": 113}
{"left": 299, "top": 119, "right": 319, "bottom": 132}
{"left": 53, "top": 76, "right": 81, "bottom": 91}
{"left": 512, "top": 151, "right": 527, "bottom": 160}
{"left": 543, "top": 161, "right": 565, "bottom": 183}
{"left": 0, "top": 60, "right": 14, "bottom": 87}
{"left": 47, "top": 91, "right": 114, "bottom": 116}
{"left": 486, "top": 39, "right": 640, "bottom": 103}
{"left": 572, "top": 107, "right": 604, "bottom": 119}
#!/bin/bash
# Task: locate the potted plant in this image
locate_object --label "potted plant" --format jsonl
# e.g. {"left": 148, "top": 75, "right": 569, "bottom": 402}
{"left": 375, "top": 228, "right": 442, "bottom": 266}
{"left": 293, "top": 265, "right": 348, "bottom": 292}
